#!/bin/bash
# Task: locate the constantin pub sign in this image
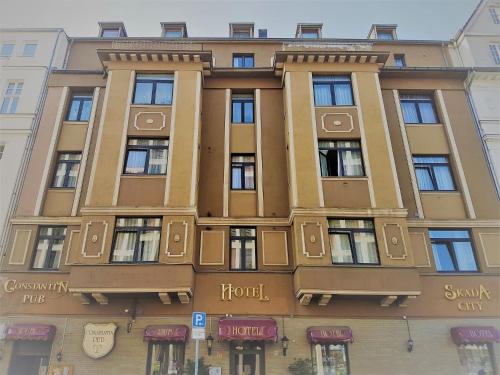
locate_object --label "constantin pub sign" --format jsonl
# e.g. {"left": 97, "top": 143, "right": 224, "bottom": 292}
{"left": 82, "top": 323, "right": 117, "bottom": 359}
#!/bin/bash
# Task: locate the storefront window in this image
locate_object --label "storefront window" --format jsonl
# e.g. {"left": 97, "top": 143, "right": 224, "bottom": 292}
{"left": 457, "top": 344, "right": 495, "bottom": 375}
{"left": 8, "top": 341, "right": 51, "bottom": 375}
{"left": 312, "top": 343, "right": 349, "bottom": 375}
{"left": 146, "top": 342, "right": 185, "bottom": 375}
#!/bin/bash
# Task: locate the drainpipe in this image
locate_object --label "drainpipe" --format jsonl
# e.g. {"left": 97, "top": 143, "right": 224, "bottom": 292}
{"left": 0, "top": 29, "right": 67, "bottom": 265}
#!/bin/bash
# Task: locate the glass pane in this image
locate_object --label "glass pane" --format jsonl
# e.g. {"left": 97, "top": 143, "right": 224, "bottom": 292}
{"left": 231, "top": 228, "right": 256, "bottom": 237}
{"left": 319, "top": 151, "right": 329, "bottom": 177}
{"left": 102, "top": 29, "right": 120, "bottom": 37}
{"left": 116, "top": 218, "right": 141, "bottom": 227}
{"left": 244, "top": 240, "right": 256, "bottom": 269}
{"left": 413, "top": 156, "right": 448, "bottom": 164}
{"left": 333, "top": 83, "right": 353, "bottom": 105}
{"left": 165, "top": 30, "right": 183, "bottom": 37}
{"left": 415, "top": 167, "right": 434, "bottom": 190}
{"left": 244, "top": 56, "right": 254, "bottom": 68}
{"left": 137, "top": 74, "right": 173, "bottom": 81}
{"left": 67, "top": 100, "right": 80, "bottom": 121}
{"left": 32, "top": 239, "right": 50, "bottom": 269}
{"left": 232, "top": 167, "right": 242, "bottom": 189}
{"left": 134, "top": 82, "right": 153, "bottom": 104}
{"left": 354, "top": 232, "right": 378, "bottom": 263}
{"left": 321, "top": 344, "right": 348, "bottom": 375}
{"left": 0, "top": 98, "right": 10, "bottom": 113}
{"left": 244, "top": 164, "right": 255, "bottom": 189}
{"left": 314, "top": 84, "right": 332, "bottom": 106}
{"left": 1, "top": 44, "right": 14, "bottom": 56}
{"left": 328, "top": 219, "right": 373, "bottom": 229}
{"left": 147, "top": 148, "right": 168, "bottom": 174}
{"left": 418, "top": 101, "right": 438, "bottom": 123}
{"left": 401, "top": 101, "right": 419, "bottom": 123}
{"left": 429, "top": 230, "right": 470, "bottom": 239}
{"left": 377, "top": 32, "right": 393, "bottom": 40}
{"left": 453, "top": 242, "right": 477, "bottom": 271}
{"left": 432, "top": 243, "right": 455, "bottom": 271}
{"left": 23, "top": 44, "right": 37, "bottom": 56}
{"left": 243, "top": 102, "right": 254, "bottom": 123}
{"left": 434, "top": 165, "right": 455, "bottom": 190}
{"left": 66, "top": 162, "right": 80, "bottom": 187}
{"left": 341, "top": 150, "right": 363, "bottom": 176}
{"left": 231, "top": 239, "right": 242, "bottom": 269}
{"left": 155, "top": 82, "right": 173, "bottom": 105}
{"left": 233, "top": 57, "right": 243, "bottom": 68}
{"left": 80, "top": 99, "right": 92, "bottom": 121}
{"left": 458, "top": 344, "right": 495, "bottom": 375}
{"left": 48, "top": 239, "right": 63, "bottom": 269}
{"left": 112, "top": 232, "right": 137, "bottom": 262}
{"left": 302, "top": 32, "right": 319, "bottom": 38}
{"left": 232, "top": 102, "right": 242, "bottom": 123}
{"left": 330, "top": 233, "right": 353, "bottom": 263}
{"left": 52, "top": 162, "right": 67, "bottom": 187}
{"left": 139, "top": 230, "right": 160, "bottom": 262}
{"left": 10, "top": 97, "right": 18, "bottom": 113}
{"left": 125, "top": 150, "right": 147, "bottom": 174}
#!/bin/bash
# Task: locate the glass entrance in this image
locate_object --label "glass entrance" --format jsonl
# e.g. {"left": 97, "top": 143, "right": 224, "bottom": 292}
{"left": 230, "top": 342, "right": 265, "bottom": 375}
{"left": 7, "top": 341, "right": 51, "bottom": 375}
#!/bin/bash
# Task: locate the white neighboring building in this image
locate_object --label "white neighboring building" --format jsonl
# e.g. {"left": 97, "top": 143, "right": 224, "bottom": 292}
{"left": 0, "top": 29, "right": 68, "bottom": 252}
{"left": 449, "top": 0, "right": 500, "bottom": 195}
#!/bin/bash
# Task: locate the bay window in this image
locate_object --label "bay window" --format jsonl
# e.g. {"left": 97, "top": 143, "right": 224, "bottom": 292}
{"left": 319, "top": 140, "right": 364, "bottom": 177}
{"left": 111, "top": 218, "right": 161, "bottom": 263}
{"left": 313, "top": 76, "right": 354, "bottom": 106}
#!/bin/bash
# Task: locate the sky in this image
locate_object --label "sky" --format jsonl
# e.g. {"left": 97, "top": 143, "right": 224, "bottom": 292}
{"left": 0, "top": 0, "right": 479, "bottom": 40}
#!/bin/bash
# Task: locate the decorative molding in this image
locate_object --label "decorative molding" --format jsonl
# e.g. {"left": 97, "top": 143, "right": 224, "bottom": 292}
{"left": 406, "top": 219, "right": 500, "bottom": 228}
{"left": 8, "top": 229, "right": 32, "bottom": 265}
{"left": 65, "top": 230, "right": 80, "bottom": 265}
{"left": 164, "top": 71, "right": 179, "bottom": 206}
{"left": 133, "top": 111, "right": 166, "bottom": 131}
{"left": 320, "top": 112, "right": 354, "bottom": 133}
{"left": 478, "top": 232, "right": 500, "bottom": 268}
{"left": 165, "top": 220, "right": 188, "bottom": 257}
{"left": 300, "top": 221, "right": 326, "bottom": 258}
{"left": 199, "top": 230, "right": 225, "bottom": 265}
{"left": 262, "top": 231, "right": 289, "bottom": 266}
{"left": 81, "top": 221, "right": 108, "bottom": 258}
{"left": 285, "top": 72, "right": 298, "bottom": 207}
{"left": 409, "top": 232, "right": 431, "bottom": 268}
{"left": 223, "top": 88, "right": 231, "bottom": 217}
{"left": 190, "top": 71, "right": 202, "bottom": 207}
{"left": 255, "top": 89, "right": 264, "bottom": 217}
{"left": 382, "top": 223, "right": 407, "bottom": 260}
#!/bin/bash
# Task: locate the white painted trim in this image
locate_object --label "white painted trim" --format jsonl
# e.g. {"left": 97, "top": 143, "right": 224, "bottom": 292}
{"left": 300, "top": 221, "right": 325, "bottom": 258}
{"left": 190, "top": 71, "right": 202, "bottom": 207}
{"left": 34, "top": 86, "right": 68, "bottom": 215}
{"left": 86, "top": 71, "right": 112, "bottom": 206}
{"left": 165, "top": 220, "right": 188, "bottom": 257}
{"left": 71, "top": 87, "right": 100, "bottom": 216}
{"left": 199, "top": 230, "right": 225, "bottom": 265}
{"left": 8, "top": 229, "right": 32, "bottom": 265}
{"left": 255, "top": 89, "right": 265, "bottom": 217}
{"left": 409, "top": 232, "right": 431, "bottom": 268}
{"left": 478, "top": 232, "right": 500, "bottom": 268}
{"left": 223, "top": 88, "right": 231, "bottom": 217}
{"left": 308, "top": 72, "right": 325, "bottom": 207}
{"left": 351, "top": 73, "right": 376, "bottom": 208}
{"left": 81, "top": 221, "right": 108, "bottom": 258}
{"left": 65, "top": 229, "right": 80, "bottom": 265}
{"left": 164, "top": 71, "right": 179, "bottom": 206}
{"left": 285, "top": 72, "right": 298, "bottom": 207}
{"left": 382, "top": 223, "right": 407, "bottom": 260}
{"left": 393, "top": 89, "right": 424, "bottom": 218}
{"left": 435, "top": 89, "right": 476, "bottom": 219}
{"left": 374, "top": 74, "right": 403, "bottom": 208}
{"left": 112, "top": 70, "right": 135, "bottom": 206}
{"left": 262, "top": 230, "right": 289, "bottom": 266}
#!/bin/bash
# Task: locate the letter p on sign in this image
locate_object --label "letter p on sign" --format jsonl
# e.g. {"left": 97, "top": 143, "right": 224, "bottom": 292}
{"left": 192, "top": 312, "right": 206, "bottom": 328}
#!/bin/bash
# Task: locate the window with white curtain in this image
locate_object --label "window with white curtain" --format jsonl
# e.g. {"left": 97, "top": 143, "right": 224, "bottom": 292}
{"left": 400, "top": 94, "right": 438, "bottom": 124}
{"left": 313, "top": 76, "right": 354, "bottom": 106}
{"left": 231, "top": 155, "right": 255, "bottom": 190}
{"left": 111, "top": 218, "right": 161, "bottom": 263}
{"left": 32, "top": 226, "right": 66, "bottom": 270}
{"left": 51, "top": 152, "right": 82, "bottom": 188}
{"left": 318, "top": 140, "right": 364, "bottom": 177}
{"left": 0, "top": 81, "right": 23, "bottom": 113}
{"left": 124, "top": 138, "right": 169, "bottom": 175}
{"left": 328, "top": 219, "right": 379, "bottom": 265}
{"left": 230, "top": 227, "right": 257, "bottom": 270}
{"left": 457, "top": 343, "right": 495, "bottom": 375}
{"left": 413, "top": 155, "right": 455, "bottom": 191}
{"left": 147, "top": 342, "right": 185, "bottom": 375}
{"left": 429, "top": 230, "right": 478, "bottom": 272}
{"left": 312, "top": 343, "right": 350, "bottom": 375}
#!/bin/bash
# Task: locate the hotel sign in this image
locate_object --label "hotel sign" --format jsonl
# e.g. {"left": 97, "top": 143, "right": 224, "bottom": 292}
{"left": 82, "top": 323, "right": 117, "bottom": 359}
{"left": 220, "top": 283, "right": 269, "bottom": 302}
{"left": 3, "top": 279, "right": 68, "bottom": 304}
{"left": 444, "top": 284, "right": 492, "bottom": 312}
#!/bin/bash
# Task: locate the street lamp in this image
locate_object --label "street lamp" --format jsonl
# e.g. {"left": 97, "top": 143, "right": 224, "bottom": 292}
{"left": 403, "top": 316, "right": 414, "bottom": 352}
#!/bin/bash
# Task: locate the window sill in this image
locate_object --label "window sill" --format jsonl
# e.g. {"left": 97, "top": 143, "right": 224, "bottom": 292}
{"left": 405, "top": 123, "right": 442, "bottom": 127}
{"left": 47, "top": 188, "right": 76, "bottom": 192}
{"left": 420, "top": 191, "right": 460, "bottom": 194}
{"left": 130, "top": 104, "right": 172, "bottom": 108}
{"left": 314, "top": 105, "right": 357, "bottom": 109}
{"left": 420, "top": 272, "right": 485, "bottom": 276}
{"left": 331, "top": 263, "right": 381, "bottom": 267}
{"left": 230, "top": 189, "right": 256, "bottom": 193}
{"left": 121, "top": 174, "right": 167, "bottom": 178}
{"left": 231, "top": 122, "right": 255, "bottom": 126}
{"left": 321, "top": 176, "right": 368, "bottom": 180}
{"left": 63, "top": 120, "right": 89, "bottom": 125}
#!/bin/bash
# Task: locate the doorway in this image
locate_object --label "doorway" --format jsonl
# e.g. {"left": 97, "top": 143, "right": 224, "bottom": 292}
{"left": 7, "top": 340, "right": 52, "bottom": 375}
{"left": 230, "top": 341, "right": 265, "bottom": 375}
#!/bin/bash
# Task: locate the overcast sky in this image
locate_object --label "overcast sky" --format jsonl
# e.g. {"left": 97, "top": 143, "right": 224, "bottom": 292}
{"left": 1, "top": 0, "right": 478, "bottom": 40}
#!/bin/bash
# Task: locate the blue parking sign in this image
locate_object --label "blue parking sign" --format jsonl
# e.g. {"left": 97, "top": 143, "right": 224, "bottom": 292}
{"left": 192, "top": 312, "right": 206, "bottom": 328}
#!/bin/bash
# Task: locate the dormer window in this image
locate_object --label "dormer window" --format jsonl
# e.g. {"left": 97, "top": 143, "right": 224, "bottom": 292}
{"left": 377, "top": 30, "right": 394, "bottom": 40}
{"left": 229, "top": 23, "right": 254, "bottom": 38}
{"left": 296, "top": 23, "right": 322, "bottom": 39}
{"left": 101, "top": 28, "right": 120, "bottom": 37}
{"left": 161, "top": 22, "right": 188, "bottom": 38}
{"left": 98, "top": 22, "right": 127, "bottom": 38}
{"left": 368, "top": 24, "right": 397, "bottom": 40}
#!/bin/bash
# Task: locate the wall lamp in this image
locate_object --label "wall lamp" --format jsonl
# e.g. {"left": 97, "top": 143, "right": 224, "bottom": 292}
{"left": 206, "top": 333, "right": 214, "bottom": 355}
{"left": 281, "top": 316, "right": 289, "bottom": 356}
{"left": 403, "top": 316, "right": 414, "bottom": 352}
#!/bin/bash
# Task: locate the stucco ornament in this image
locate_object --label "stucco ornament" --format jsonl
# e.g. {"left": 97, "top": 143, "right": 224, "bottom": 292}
{"left": 91, "top": 235, "right": 98, "bottom": 243}
{"left": 310, "top": 235, "right": 316, "bottom": 243}
{"left": 82, "top": 323, "right": 117, "bottom": 359}
{"left": 174, "top": 234, "right": 181, "bottom": 243}
{"left": 391, "top": 237, "right": 398, "bottom": 245}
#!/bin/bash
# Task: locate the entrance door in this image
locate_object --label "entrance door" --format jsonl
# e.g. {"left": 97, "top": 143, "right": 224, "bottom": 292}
{"left": 230, "top": 342, "right": 265, "bottom": 375}
{"left": 7, "top": 341, "right": 51, "bottom": 375}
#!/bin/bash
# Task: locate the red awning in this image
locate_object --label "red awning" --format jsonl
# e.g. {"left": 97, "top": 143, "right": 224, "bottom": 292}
{"left": 144, "top": 325, "right": 189, "bottom": 342}
{"left": 218, "top": 318, "right": 278, "bottom": 342}
{"left": 451, "top": 326, "right": 500, "bottom": 345}
{"left": 5, "top": 324, "right": 56, "bottom": 341}
{"left": 307, "top": 326, "right": 353, "bottom": 344}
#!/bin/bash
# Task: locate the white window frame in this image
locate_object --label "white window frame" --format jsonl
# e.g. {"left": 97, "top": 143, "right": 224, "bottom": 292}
{"left": 0, "top": 42, "right": 15, "bottom": 57}
{"left": 21, "top": 42, "right": 37, "bottom": 57}
{"left": 0, "top": 81, "right": 23, "bottom": 114}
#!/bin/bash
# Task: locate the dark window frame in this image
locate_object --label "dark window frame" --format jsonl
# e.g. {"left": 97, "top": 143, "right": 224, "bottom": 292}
{"left": 132, "top": 75, "right": 174, "bottom": 105}
{"left": 310, "top": 342, "right": 351, "bottom": 375}
{"left": 123, "top": 138, "right": 169, "bottom": 175}
{"left": 110, "top": 217, "right": 162, "bottom": 264}
{"left": 328, "top": 219, "right": 380, "bottom": 265}
{"left": 400, "top": 95, "right": 439, "bottom": 124}
{"left": 231, "top": 94, "right": 254, "bottom": 123}
{"left": 313, "top": 75, "right": 355, "bottom": 107}
{"left": 429, "top": 229, "right": 479, "bottom": 273}
{"left": 51, "top": 152, "right": 82, "bottom": 188}
{"left": 394, "top": 54, "right": 406, "bottom": 67}
{"left": 231, "top": 154, "right": 256, "bottom": 190}
{"left": 232, "top": 54, "right": 255, "bottom": 68}
{"left": 30, "top": 226, "right": 66, "bottom": 271}
{"left": 145, "top": 341, "right": 185, "bottom": 375}
{"left": 318, "top": 140, "right": 365, "bottom": 177}
{"left": 66, "top": 94, "right": 93, "bottom": 121}
{"left": 230, "top": 227, "right": 257, "bottom": 271}
{"left": 413, "top": 155, "right": 456, "bottom": 192}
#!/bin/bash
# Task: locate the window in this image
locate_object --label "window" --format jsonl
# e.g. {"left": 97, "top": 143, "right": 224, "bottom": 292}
{"left": 328, "top": 219, "right": 379, "bottom": 264}
{"left": 457, "top": 343, "right": 495, "bottom": 375}
{"left": 319, "top": 141, "right": 364, "bottom": 177}
{"left": 232, "top": 94, "right": 254, "bottom": 123}
{"left": 413, "top": 156, "right": 455, "bottom": 191}
{"left": 233, "top": 54, "right": 254, "bottom": 68}
{"left": 146, "top": 342, "right": 185, "bottom": 375}
{"left": 489, "top": 8, "right": 499, "bottom": 24}
{"left": 0, "top": 43, "right": 14, "bottom": 57}
{"left": 101, "top": 28, "right": 120, "bottom": 37}
{"left": 489, "top": 44, "right": 500, "bottom": 64}
{"left": 313, "top": 76, "right": 354, "bottom": 106}
{"left": 22, "top": 43, "right": 37, "bottom": 57}
{"left": 377, "top": 31, "right": 394, "bottom": 40}
{"left": 394, "top": 54, "right": 406, "bottom": 67}
{"left": 111, "top": 218, "right": 162, "bottom": 263}
{"left": 302, "top": 30, "right": 319, "bottom": 38}
{"left": 164, "top": 29, "right": 183, "bottom": 38}
{"left": 400, "top": 94, "right": 438, "bottom": 124}
{"left": 429, "top": 230, "right": 478, "bottom": 272}
{"left": 0, "top": 144, "right": 4, "bottom": 160}
{"left": 67, "top": 94, "right": 93, "bottom": 121}
{"left": 51, "top": 153, "right": 82, "bottom": 188}
{"left": 233, "top": 30, "right": 251, "bottom": 38}
{"left": 32, "top": 226, "right": 66, "bottom": 270}
{"left": 312, "top": 343, "right": 350, "bottom": 375}
{"left": 230, "top": 227, "right": 257, "bottom": 270}
{"left": 0, "top": 81, "right": 23, "bottom": 114}
{"left": 133, "top": 74, "right": 174, "bottom": 105}
{"left": 124, "top": 139, "right": 169, "bottom": 175}
{"left": 8, "top": 341, "right": 52, "bottom": 375}
{"left": 231, "top": 155, "right": 255, "bottom": 190}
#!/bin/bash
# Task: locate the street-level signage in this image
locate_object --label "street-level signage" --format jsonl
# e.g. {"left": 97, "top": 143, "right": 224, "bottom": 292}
{"left": 192, "top": 312, "right": 206, "bottom": 340}
{"left": 82, "top": 323, "right": 117, "bottom": 359}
